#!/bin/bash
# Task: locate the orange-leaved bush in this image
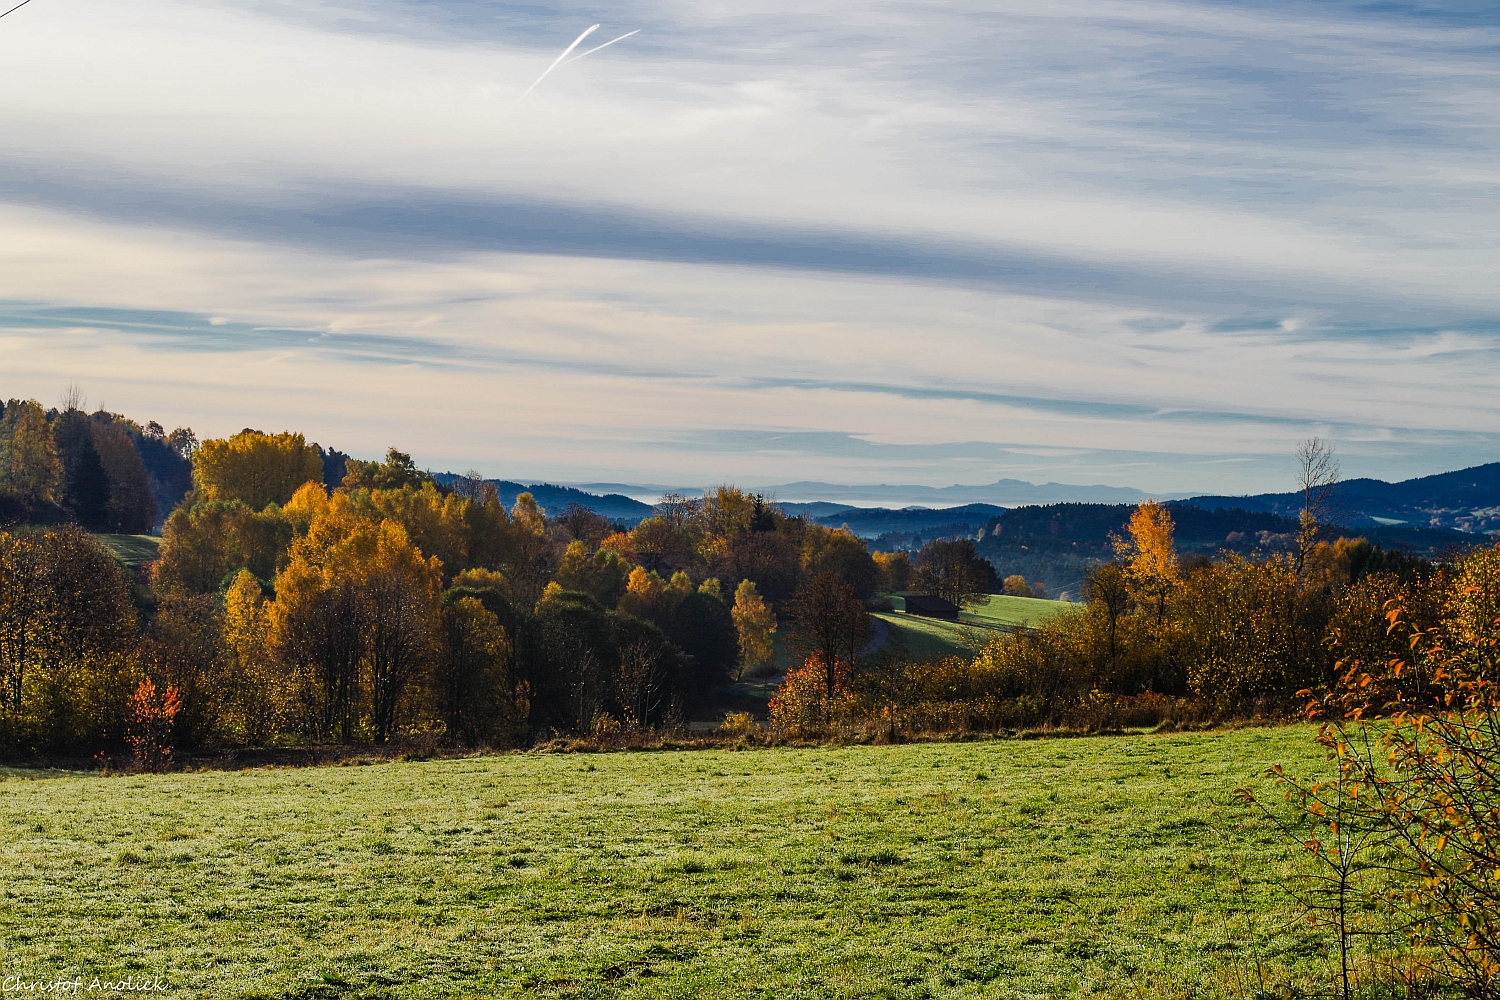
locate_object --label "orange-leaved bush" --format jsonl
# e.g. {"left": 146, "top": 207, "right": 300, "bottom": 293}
{"left": 126, "top": 677, "right": 181, "bottom": 772}
{"left": 768, "top": 654, "right": 852, "bottom": 735}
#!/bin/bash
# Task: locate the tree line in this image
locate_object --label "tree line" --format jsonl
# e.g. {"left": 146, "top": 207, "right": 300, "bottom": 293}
{"left": 0, "top": 417, "right": 957, "bottom": 755}
{"left": 771, "top": 442, "right": 1483, "bottom": 738}
{"left": 2, "top": 415, "right": 1483, "bottom": 760}
{"left": 0, "top": 396, "right": 197, "bottom": 534}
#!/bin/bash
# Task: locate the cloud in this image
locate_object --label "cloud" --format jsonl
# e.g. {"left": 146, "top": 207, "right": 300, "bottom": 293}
{"left": 0, "top": 0, "right": 1496, "bottom": 493}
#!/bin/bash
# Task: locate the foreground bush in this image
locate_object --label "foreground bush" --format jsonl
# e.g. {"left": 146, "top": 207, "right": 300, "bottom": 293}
{"left": 1256, "top": 543, "right": 1500, "bottom": 998}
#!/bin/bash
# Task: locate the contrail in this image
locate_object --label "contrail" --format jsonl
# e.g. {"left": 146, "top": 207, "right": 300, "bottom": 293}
{"left": 0, "top": 0, "right": 35, "bottom": 19}
{"left": 511, "top": 24, "right": 600, "bottom": 107}
{"left": 562, "top": 29, "right": 639, "bottom": 65}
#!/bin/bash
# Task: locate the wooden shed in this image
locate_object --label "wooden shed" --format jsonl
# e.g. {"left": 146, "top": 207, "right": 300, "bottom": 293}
{"left": 903, "top": 594, "right": 960, "bottom": 620}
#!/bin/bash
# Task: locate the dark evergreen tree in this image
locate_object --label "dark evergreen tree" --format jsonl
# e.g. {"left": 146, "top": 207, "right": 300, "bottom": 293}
{"left": 52, "top": 410, "right": 110, "bottom": 531}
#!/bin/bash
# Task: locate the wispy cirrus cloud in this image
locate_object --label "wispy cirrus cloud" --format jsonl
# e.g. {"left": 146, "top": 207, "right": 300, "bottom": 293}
{"left": 0, "top": 0, "right": 1496, "bottom": 493}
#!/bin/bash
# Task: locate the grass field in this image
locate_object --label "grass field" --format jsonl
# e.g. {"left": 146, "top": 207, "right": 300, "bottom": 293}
{"left": 98, "top": 533, "right": 161, "bottom": 571}
{"left": 877, "top": 595, "right": 1074, "bottom": 660}
{"left": 0, "top": 728, "right": 1337, "bottom": 998}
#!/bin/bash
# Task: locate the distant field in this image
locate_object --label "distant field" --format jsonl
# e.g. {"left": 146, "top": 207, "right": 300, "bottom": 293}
{"left": 97, "top": 533, "right": 160, "bottom": 570}
{"left": 0, "top": 728, "right": 1333, "bottom": 998}
{"left": 963, "top": 594, "right": 1073, "bottom": 629}
{"left": 877, "top": 594, "right": 1074, "bottom": 660}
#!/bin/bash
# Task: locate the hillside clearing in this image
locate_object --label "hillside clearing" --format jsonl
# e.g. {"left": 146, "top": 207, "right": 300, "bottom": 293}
{"left": 0, "top": 728, "right": 1333, "bottom": 998}
{"left": 877, "top": 595, "right": 1074, "bottom": 660}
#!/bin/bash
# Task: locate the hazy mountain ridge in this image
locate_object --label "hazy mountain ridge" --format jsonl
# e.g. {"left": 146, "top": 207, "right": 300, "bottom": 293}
{"left": 1182, "top": 462, "right": 1500, "bottom": 535}
{"left": 565, "top": 478, "right": 1166, "bottom": 507}
{"left": 453, "top": 462, "right": 1500, "bottom": 541}
{"left": 432, "top": 475, "right": 654, "bottom": 524}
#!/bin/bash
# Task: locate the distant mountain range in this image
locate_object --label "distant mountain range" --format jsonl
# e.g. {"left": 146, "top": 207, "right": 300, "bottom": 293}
{"left": 448, "top": 461, "right": 1500, "bottom": 540}
{"left": 792, "top": 503, "right": 1008, "bottom": 539}
{"left": 1180, "top": 462, "right": 1500, "bottom": 535}
{"left": 432, "top": 476, "right": 654, "bottom": 524}
{"left": 571, "top": 479, "right": 1166, "bottom": 508}
{"left": 753, "top": 479, "right": 1167, "bottom": 507}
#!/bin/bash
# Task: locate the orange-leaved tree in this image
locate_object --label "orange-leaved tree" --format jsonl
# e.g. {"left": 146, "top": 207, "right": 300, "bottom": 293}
{"left": 1248, "top": 543, "right": 1500, "bottom": 997}
{"left": 1113, "top": 499, "right": 1180, "bottom": 624}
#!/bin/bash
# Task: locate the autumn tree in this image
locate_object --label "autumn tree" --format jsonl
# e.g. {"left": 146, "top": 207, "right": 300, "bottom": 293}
{"left": 0, "top": 527, "right": 138, "bottom": 750}
{"left": 610, "top": 615, "right": 681, "bottom": 730}
{"left": 872, "top": 550, "right": 911, "bottom": 592}
{"left": 802, "top": 527, "right": 881, "bottom": 600}
{"left": 1113, "top": 500, "right": 1180, "bottom": 624}
{"left": 340, "top": 448, "right": 433, "bottom": 492}
{"left": 503, "top": 493, "right": 557, "bottom": 608}
{"left": 152, "top": 500, "right": 292, "bottom": 597}
{"left": 1082, "top": 562, "right": 1132, "bottom": 684}
{"left": 193, "top": 430, "right": 323, "bottom": 510}
{"left": 731, "top": 579, "right": 777, "bottom": 679}
{"left": 221, "top": 568, "right": 285, "bottom": 744}
{"left": 629, "top": 515, "right": 699, "bottom": 575}
{"left": 437, "top": 595, "right": 514, "bottom": 745}
{"left": 554, "top": 502, "right": 615, "bottom": 548}
{"left": 0, "top": 400, "right": 62, "bottom": 516}
{"left": 362, "top": 522, "right": 443, "bottom": 743}
{"left": 786, "top": 572, "right": 871, "bottom": 699}
{"left": 553, "top": 540, "right": 633, "bottom": 607}
{"left": 125, "top": 678, "right": 181, "bottom": 773}
{"left": 914, "top": 538, "right": 992, "bottom": 608}
{"left": 139, "top": 594, "right": 229, "bottom": 749}
{"left": 0, "top": 531, "right": 50, "bottom": 714}
{"left": 1295, "top": 437, "right": 1342, "bottom": 576}
{"left": 268, "top": 494, "right": 442, "bottom": 743}
{"left": 710, "top": 529, "right": 801, "bottom": 604}
{"left": 617, "top": 565, "right": 667, "bottom": 619}
{"left": 352, "top": 481, "right": 470, "bottom": 578}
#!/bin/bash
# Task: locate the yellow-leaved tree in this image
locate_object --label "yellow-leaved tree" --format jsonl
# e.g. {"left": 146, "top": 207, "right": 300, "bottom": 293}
{"left": 193, "top": 430, "right": 323, "bottom": 510}
{"left": 617, "top": 565, "right": 666, "bottom": 618}
{"left": 222, "top": 568, "right": 287, "bottom": 744}
{"left": 350, "top": 480, "right": 471, "bottom": 580}
{"left": 0, "top": 400, "right": 62, "bottom": 509}
{"left": 553, "top": 540, "right": 633, "bottom": 607}
{"left": 1113, "top": 500, "right": 1180, "bottom": 624}
{"left": 267, "top": 492, "right": 443, "bottom": 743}
{"left": 731, "top": 579, "right": 777, "bottom": 680}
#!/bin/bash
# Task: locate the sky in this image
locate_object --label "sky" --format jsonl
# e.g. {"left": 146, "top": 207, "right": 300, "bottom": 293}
{"left": 1, "top": 0, "right": 1497, "bottom": 496}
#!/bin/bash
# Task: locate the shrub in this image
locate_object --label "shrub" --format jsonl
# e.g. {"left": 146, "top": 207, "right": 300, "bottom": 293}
{"left": 126, "top": 678, "right": 181, "bottom": 772}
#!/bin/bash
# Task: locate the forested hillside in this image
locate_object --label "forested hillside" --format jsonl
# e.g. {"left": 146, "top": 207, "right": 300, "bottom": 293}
{"left": 1182, "top": 461, "right": 1500, "bottom": 534}
{"left": 2, "top": 398, "right": 1494, "bottom": 766}
{"left": 968, "top": 501, "right": 1473, "bottom": 597}
{"left": 0, "top": 399, "right": 195, "bottom": 533}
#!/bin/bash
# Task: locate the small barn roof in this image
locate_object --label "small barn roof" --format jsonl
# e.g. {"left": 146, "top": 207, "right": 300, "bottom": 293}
{"left": 904, "top": 594, "right": 960, "bottom": 617}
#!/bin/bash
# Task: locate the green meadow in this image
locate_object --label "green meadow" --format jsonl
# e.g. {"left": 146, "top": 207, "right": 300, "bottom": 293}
{"left": 0, "top": 727, "right": 1337, "bottom": 999}
{"left": 877, "top": 594, "right": 1074, "bottom": 660}
{"left": 97, "top": 533, "right": 161, "bottom": 571}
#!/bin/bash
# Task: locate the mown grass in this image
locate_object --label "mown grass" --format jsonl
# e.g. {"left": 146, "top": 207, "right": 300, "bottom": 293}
{"left": 97, "top": 533, "right": 161, "bottom": 571}
{"left": 0, "top": 728, "right": 1334, "bottom": 999}
{"left": 873, "top": 611, "right": 985, "bottom": 659}
{"left": 878, "top": 595, "right": 1073, "bottom": 659}
{"left": 963, "top": 595, "right": 1071, "bottom": 629}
